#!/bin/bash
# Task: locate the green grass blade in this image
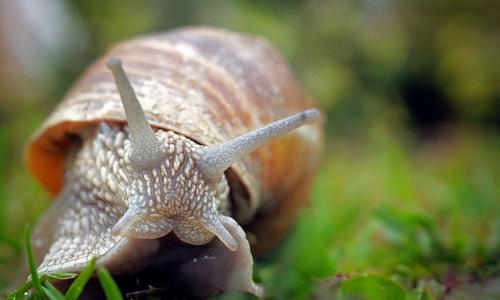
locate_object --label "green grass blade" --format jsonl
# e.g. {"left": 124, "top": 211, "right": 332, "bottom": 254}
{"left": 24, "top": 225, "right": 46, "bottom": 300}
{"left": 9, "top": 273, "right": 77, "bottom": 299}
{"left": 97, "top": 267, "right": 123, "bottom": 300}
{"left": 41, "top": 281, "right": 65, "bottom": 300}
{"left": 7, "top": 290, "right": 19, "bottom": 300}
{"left": 64, "top": 257, "right": 97, "bottom": 300}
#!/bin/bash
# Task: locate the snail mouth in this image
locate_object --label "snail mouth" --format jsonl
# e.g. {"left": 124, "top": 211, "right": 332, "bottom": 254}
{"left": 36, "top": 215, "right": 262, "bottom": 298}
{"left": 108, "top": 182, "right": 239, "bottom": 250}
{"left": 172, "top": 217, "right": 239, "bottom": 251}
{"left": 119, "top": 215, "right": 259, "bottom": 297}
{"left": 111, "top": 204, "right": 239, "bottom": 251}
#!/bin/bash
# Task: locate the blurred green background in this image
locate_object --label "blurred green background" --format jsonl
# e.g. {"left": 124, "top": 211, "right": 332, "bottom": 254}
{"left": 1, "top": 0, "right": 499, "bottom": 299}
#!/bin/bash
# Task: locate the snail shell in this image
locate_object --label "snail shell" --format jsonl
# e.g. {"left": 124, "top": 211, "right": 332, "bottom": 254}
{"left": 25, "top": 27, "right": 323, "bottom": 297}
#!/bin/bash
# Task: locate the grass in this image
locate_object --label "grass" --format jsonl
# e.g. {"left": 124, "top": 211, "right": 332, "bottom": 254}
{"left": 1, "top": 1, "right": 498, "bottom": 297}
{"left": 2, "top": 121, "right": 500, "bottom": 299}
{"left": 251, "top": 122, "right": 500, "bottom": 299}
{"left": 0, "top": 1, "right": 497, "bottom": 297}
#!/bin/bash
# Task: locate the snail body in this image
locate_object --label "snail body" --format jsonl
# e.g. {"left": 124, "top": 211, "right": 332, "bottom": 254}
{"left": 26, "top": 27, "right": 322, "bottom": 298}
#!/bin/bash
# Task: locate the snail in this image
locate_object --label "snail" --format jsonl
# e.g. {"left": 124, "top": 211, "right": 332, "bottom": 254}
{"left": 24, "top": 27, "right": 323, "bottom": 298}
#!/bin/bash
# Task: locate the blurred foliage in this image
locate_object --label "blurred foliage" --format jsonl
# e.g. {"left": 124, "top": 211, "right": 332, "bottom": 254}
{"left": 1, "top": 0, "right": 500, "bottom": 299}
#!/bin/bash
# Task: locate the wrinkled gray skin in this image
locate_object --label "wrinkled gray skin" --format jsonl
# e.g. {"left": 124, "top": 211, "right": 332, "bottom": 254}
{"left": 27, "top": 58, "right": 319, "bottom": 298}
{"left": 31, "top": 123, "right": 262, "bottom": 298}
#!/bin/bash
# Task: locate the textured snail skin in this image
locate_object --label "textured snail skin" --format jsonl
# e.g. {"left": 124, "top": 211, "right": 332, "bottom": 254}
{"left": 25, "top": 27, "right": 323, "bottom": 298}
{"left": 31, "top": 123, "right": 262, "bottom": 296}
